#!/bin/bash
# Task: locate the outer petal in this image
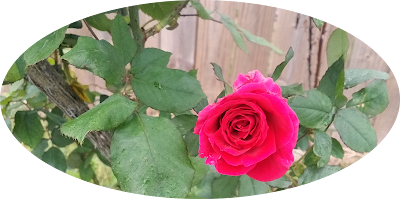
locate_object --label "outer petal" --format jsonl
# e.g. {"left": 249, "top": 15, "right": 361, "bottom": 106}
{"left": 233, "top": 70, "right": 267, "bottom": 91}
{"left": 246, "top": 131, "right": 297, "bottom": 182}
{"left": 194, "top": 104, "right": 215, "bottom": 135}
{"left": 214, "top": 158, "right": 256, "bottom": 176}
{"left": 198, "top": 132, "right": 220, "bottom": 165}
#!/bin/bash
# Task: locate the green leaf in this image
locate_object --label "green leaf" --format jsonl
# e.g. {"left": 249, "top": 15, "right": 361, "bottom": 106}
{"left": 5, "top": 119, "right": 12, "bottom": 130}
{"left": 312, "top": 18, "right": 325, "bottom": 30}
{"left": 317, "top": 56, "right": 347, "bottom": 108}
{"left": 303, "top": 147, "right": 320, "bottom": 166}
{"left": 96, "top": 149, "right": 111, "bottom": 167}
{"left": 344, "top": 68, "right": 390, "bottom": 89}
{"left": 9, "top": 76, "right": 25, "bottom": 93}
{"left": 22, "top": 84, "right": 42, "bottom": 100}
{"left": 85, "top": 14, "right": 111, "bottom": 32}
{"left": 62, "top": 34, "right": 80, "bottom": 48}
{"left": 211, "top": 62, "right": 225, "bottom": 82}
{"left": 12, "top": 111, "right": 43, "bottom": 149}
{"left": 190, "top": 0, "right": 212, "bottom": 20}
{"left": 193, "top": 98, "right": 208, "bottom": 114}
{"left": 334, "top": 107, "right": 377, "bottom": 152}
{"left": 187, "top": 166, "right": 218, "bottom": 198}
{"left": 79, "top": 162, "right": 94, "bottom": 182}
{"left": 139, "top": 1, "right": 183, "bottom": 21}
{"left": 239, "top": 175, "right": 269, "bottom": 196}
{"left": 214, "top": 90, "right": 226, "bottom": 103}
{"left": 331, "top": 138, "right": 344, "bottom": 159}
{"left": 24, "top": 26, "right": 68, "bottom": 66}
{"left": 292, "top": 163, "right": 306, "bottom": 177}
{"left": 188, "top": 69, "right": 198, "bottom": 78}
{"left": 298, "top": 165, "right": 342, "bottom": 185}
{"left": 266, "top": 175, "right": 292, "bottom": 188}
{"left": 313, "top": 130, "right": 332, "bottom": 167}
{"left": 346, "top": 80, "right": 389, "bottom": 118}
{"left": 211, "top": 62, "right": 233, "bottom": 95}
{"left": 51, "top": 127, "right": 74, "bottom": 147}
{"left": 272, "top": 47, "right": 294, "bottom": 81}
{"left": 42, "top": 147, "right": 67, "bottom": 172}
{"left": 111, "top": 14, "right": 137, "bottom": 65}
{"left": 27, "top": 92, "right": 47, "bottom": 108}
{"left": 131, "top": 48, "right": 172, "bottom": 72}
{"left": 159, "top": 111, "right": 171, "bottom": 119}
{"left": 67, "top": 151, "right": 84, "bottom": 169}
{"left": 111, "top": 113, "right": 194, "bottom": 197}
{"left": 14, "top": 54, "right": 27, "bottom": 78}
{"left": 45, "top": 107, "right": 66, "bottom": 131}
{"left": 295, "top": 126, "right": 309, "bottom": 151}
{"left": 131, "top": 66, "right": 206, "bottom": 113}
{"left": 62, "top": 36, "right": 126, "bottom": 86}
{"left": 185, "top": 132, "right": 199, "bottom": 156}
{"left": 82, "top": 138, "right": 94, "bottom": 149}
{"left": 5, "top": 62, "right": 23, "bottom": 83}
{"left": 189, "top": 156, "right": 209, "bottom": 187}
{"left": 240, "top": 28, "right": 283, "bottom": 54}
{"left": 326, "top": 28, "right": 349, "bottom": 67}
{"left": 79, "top": 152, "right": 95, "bottom": 182}
{"left": 68, "top": 20, "right": 83, "bottom": 29}
{"left": 99, "top": 95, "right": 109, "bottom": 103}
{"left": 212, "top": 175, "right": 240, "bottom": 198}
{"left": 31, "top": 139, "right": 49, "bottom": 159}
{"left": 219, "top": 13, "right": 248, "bottom": 54}
{"left": 288, "top": 89, "right": 334, "bottom": 129}
{"left": 60, "top": 94, "right": 137, "bottom": 143}
{"left": 171, "top": 114, "right": 198, "bottom": 135}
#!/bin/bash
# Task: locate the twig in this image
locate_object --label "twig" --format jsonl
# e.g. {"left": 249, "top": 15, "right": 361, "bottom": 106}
{"left": 141, "top": 19, "right": 156, "bottom": 29}
{"left": 285, "top": 173, "right": 298, "bottom": 187}
{"left": 293, "top": 145, "right": 313, "bottom": 165}
{"left": 83, "top": 19, "right": 99, "bottom": 40}
{"left": 143, "top": 1, "right": 189, "bottom": 41}
{"left": 297, "top": 128, "right": 312, "bottom": 142}
{"left": 179, "top": 14, "right": 222, "bottom": 24}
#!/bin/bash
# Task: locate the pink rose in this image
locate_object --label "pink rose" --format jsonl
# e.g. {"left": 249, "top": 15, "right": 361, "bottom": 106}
{"left": 194, "top": 70, "right": 299, "bottom": 182}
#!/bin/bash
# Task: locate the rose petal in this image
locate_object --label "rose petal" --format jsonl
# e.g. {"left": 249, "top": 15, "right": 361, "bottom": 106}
{"left": 214, "top": 158, "right": 256, "bottom": 176}
{"left": 246, "top": 132, "right": 297, "bottom": 182}
{"left": 233, "top": 70, "right": 267, "bottom": 91}
{"left": 260, "top": 95, "right": 296, "bottom": 149}
{"left": 194, "top": 104, "right": 215, "bottom": 135}
{"left": 225, "top": 87, "right": 297, "bottom": 149}
{"left": 219, "top": 127, "right": 276, "bottom": 167}
{"left": 198, "top": 130, "right": 220, "bottom": 165}
{"left": 214, "top": 129, "right": 248, "bottom": 156}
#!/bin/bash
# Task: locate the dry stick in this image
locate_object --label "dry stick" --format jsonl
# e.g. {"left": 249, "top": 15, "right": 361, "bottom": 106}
{"left": 83, "top": 19, "right": 99, "bottom": 40}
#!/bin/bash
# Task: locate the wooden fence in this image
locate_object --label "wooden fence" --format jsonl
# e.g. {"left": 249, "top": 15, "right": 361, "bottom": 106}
{"left": 66, "top": 0, "right": 398, "bottom": 146}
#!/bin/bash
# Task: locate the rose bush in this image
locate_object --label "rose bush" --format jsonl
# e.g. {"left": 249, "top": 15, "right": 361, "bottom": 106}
{"left": 194, "top": 70, "right": 299, "bottom": 182}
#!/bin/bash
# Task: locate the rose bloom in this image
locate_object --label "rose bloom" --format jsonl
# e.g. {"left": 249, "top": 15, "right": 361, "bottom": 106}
{"left": 194, "top": 70, "right": 299, "bottom": 182}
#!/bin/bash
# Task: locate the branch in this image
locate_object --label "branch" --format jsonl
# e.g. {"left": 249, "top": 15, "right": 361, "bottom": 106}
{"left": 25, "top": 60, "right": 111, "bottom": 160}
{"left": 128, "top": 6, "right": 145, "bottom": 52}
